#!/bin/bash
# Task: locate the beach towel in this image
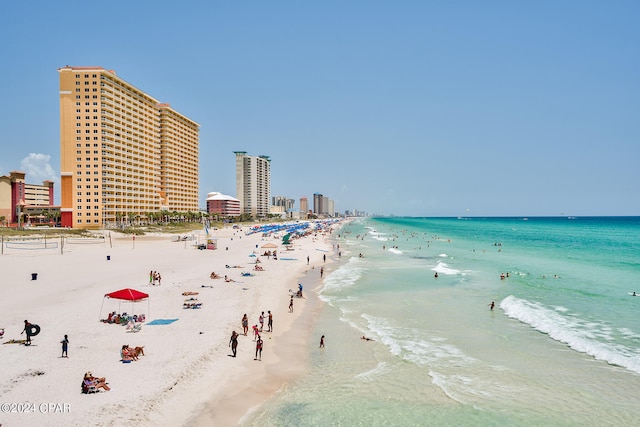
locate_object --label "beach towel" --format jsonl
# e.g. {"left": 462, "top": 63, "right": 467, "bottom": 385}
{"left": 146, "top": 319, "right": 179, "bottom": 326}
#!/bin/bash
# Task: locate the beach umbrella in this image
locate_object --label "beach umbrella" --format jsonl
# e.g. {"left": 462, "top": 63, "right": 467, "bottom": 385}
{"left": 100, "top": 288, "right": 150, "bottom": 321}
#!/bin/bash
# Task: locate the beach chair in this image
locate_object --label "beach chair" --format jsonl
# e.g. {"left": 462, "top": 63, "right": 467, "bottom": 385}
{"left": 125, "top": 321, "right": 142, "bottom": 333}
{"left": 81, "top": 381, "right": 98, "bottom": 394}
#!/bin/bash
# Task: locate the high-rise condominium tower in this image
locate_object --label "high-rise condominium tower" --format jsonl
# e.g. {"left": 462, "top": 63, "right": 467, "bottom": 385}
{"left": 234, "top": 151, "right": 271, "bottom": 218}
{"left": 59, "top": 66, "right": 199, "bottom": 228}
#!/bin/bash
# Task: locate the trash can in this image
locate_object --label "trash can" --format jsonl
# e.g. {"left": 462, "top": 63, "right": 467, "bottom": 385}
{"left": 107, "top": 255, "right": 111, "bottom": 261}
{"left": 31, "top": 273, "right": 38, "bottom": 280}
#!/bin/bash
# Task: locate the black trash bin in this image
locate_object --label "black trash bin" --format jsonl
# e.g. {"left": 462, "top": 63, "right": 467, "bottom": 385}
{"left": 31, "top": 273, "right": 38, "bottom": 280}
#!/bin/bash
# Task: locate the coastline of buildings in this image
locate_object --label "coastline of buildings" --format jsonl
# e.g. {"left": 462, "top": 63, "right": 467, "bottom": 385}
{"left": 2, "top": 68, "right": 365, "bottom": 229}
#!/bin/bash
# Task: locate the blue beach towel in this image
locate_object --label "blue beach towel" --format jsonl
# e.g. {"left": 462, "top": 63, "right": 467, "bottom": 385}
{"left": 146, "top": 319, "right": 179, "bottom": 326}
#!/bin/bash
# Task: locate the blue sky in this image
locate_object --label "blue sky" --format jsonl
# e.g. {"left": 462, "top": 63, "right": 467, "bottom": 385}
{"left": 0, "top": 1, "right": 638, "bottom": 216}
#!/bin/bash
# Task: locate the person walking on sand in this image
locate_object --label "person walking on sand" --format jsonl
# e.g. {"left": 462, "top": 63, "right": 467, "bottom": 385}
{"left": 319, "top": 335, "right": 325, "bottom": 348}
{"left": 252, "top": 324, "right": 260, "bottom": 341}
{"left": 320, "top": 267, "right": 324, "bottom": 278}
{"left": 242, "top": 314, "right": 249, "bottom": 336}
{"left": 307, "top": 255, "right": 310, "bottom": 265}
{"left": 289, "top": 296, "right": 294, "bottom": 313}
{"left": 229, "top": 331, "right": 239, "bottom": 357}
{"left": 255, "top": 337, "right": 263, "bottom": 361}
{"left": 61, "top": 334, "right": 69, "bottom": 358}
{"left": 149, "top": 270, "right": 153, "bottom": 285}
{"left": 267, "top": 310, "right": 273, "bottom": 332}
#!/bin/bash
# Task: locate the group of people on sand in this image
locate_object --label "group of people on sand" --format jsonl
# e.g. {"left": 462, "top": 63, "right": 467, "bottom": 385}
{"left": 232, "top": 310, "right": 272, "bottom": 360}
{"left": 103, "top": 311, "right": 145, "bottom": 324}
{"left": 120, "top": 344, "right": 144, "bottom": 361}
{"left": 149, "top": 270, "right": 162, "bottom": 285}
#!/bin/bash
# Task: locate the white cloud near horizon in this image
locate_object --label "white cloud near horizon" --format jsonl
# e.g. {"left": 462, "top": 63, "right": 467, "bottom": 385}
{"left": 20, "top": 153, "right": 58, "bottom": 184}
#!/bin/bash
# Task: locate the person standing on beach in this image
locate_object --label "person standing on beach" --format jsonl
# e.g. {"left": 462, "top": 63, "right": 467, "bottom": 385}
{"left": 255, "top": 337, "right": 263, "bottom": 361}
{"left": 320, "top": 267, "right": 324, "bottom": 278}
{"left": 323, "top": 254, "right": 326, "bottom": 263}
{"left": 307, "top": 255, "right": 310, "bottom": 265}
{"left": 149, "top": 271, "right": 153, "bottom": 285}
{"left": 229, "top": 331, "right": 239, "bottom": 357}
{"left": 259, "top": 312, "right": 264, "bottom": 332}
{"left": 21, "top": 320, "right": 33, "bottom": 345}
{"left": 320, "top": 335, "right": 325, "bottom": 348}
{"left": 60, "top": 334, "right": 69, "bottom": 358}
{"left": 242, "top": 314, "right": 249, "bottom": 335}
{"left": 267, "top": 310, "right": 273, "bottom": 332}
{"left": 289, "top": 296, "right": 294, "bottom": 313}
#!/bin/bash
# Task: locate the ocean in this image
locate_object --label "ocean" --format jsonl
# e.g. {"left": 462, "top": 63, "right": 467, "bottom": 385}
{"left": 245, "top": 217, "right": 640, "bottom": 426}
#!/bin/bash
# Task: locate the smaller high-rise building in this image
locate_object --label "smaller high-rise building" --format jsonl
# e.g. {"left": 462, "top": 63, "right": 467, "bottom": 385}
{"left": 234, "top": 152, "right": 271, "bottom": 218}
{"left": 299, "top": 196, "right": 308, "bottom": 214}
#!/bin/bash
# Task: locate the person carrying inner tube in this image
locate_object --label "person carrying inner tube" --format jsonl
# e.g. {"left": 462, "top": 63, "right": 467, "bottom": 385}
{"left": 22, "top": 320, "right": 33, "bottom": 345}
{"left": 21, "top": 320, "right": 40, "bottom": 345}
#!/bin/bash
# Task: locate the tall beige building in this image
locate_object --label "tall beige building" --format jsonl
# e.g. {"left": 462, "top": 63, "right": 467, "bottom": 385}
{"left": 59, "top": 66, "right": 199, "bottom": 228}
{"left": 234, "top": 151, "right": 271, "bottom": 218}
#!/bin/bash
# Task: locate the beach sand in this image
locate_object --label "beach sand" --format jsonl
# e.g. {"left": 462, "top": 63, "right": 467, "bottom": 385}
{"left": 0, "top": 223, "right": 339, "bottom": 427}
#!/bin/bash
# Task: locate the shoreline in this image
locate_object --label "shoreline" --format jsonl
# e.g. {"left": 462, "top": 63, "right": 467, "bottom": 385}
{"left": 188, "top": 232, "right": 340, "bottom": 426}
{"left": 0, "top": 221, "right": 343, "bottom": 427}
{"left": 189, "top": 267, "right": 327, "bottom": 426}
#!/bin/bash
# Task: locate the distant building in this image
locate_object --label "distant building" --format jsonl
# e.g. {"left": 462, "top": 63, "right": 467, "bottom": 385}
{"left": 299, "top": 196, "right": 308, "bottom": 214}
{"left": 312, "top": 193, "right": 336, "bottom": 217}
{"left": 205, "top": 192, "right": 240, "bottom": 217}
{"left": 234, "top": 151, "right": 271, "bottom": 217}
{"left": 272, "top": 196, "right": 295, "bottom": 212}
{"left": 58, "top": 66, "right": 199, "bottom": 229}
{"left": 0, "top": 171, "right": 58, "bottom": 226}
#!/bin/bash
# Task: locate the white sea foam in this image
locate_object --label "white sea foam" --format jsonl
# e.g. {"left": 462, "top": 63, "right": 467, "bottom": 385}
{"left": 387, "top": 247, "right": 402, "bottom": 254}
{"left": 501, "top": 295, "right": 640, "bottom": 374}
{"left": 320, "top": 258, "right": 364, "bottom": 300}
{"left": 355, "top": 361, "right": 392, "bottom": 382}
{"left": 432, "top": 261, "right": 461, "bottom": 275}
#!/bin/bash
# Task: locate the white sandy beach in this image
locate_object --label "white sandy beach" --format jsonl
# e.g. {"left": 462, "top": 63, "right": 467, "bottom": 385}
{"left": 0, "top": 222, "right": 339, "bottom": 427}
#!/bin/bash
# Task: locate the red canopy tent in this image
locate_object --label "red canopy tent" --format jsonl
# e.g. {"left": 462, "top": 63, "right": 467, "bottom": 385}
{"left": 99, "top": 288, "right": 150, "bottom": 321}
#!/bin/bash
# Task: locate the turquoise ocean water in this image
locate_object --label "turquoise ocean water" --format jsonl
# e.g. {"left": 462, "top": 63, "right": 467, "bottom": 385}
{"left": 246, "top": 217, "right": 640, "bottom": 426}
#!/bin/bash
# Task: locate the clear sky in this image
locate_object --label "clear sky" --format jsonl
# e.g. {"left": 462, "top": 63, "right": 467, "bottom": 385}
{"left": 1, "top": 1, "right": 638, "bottom": 217}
